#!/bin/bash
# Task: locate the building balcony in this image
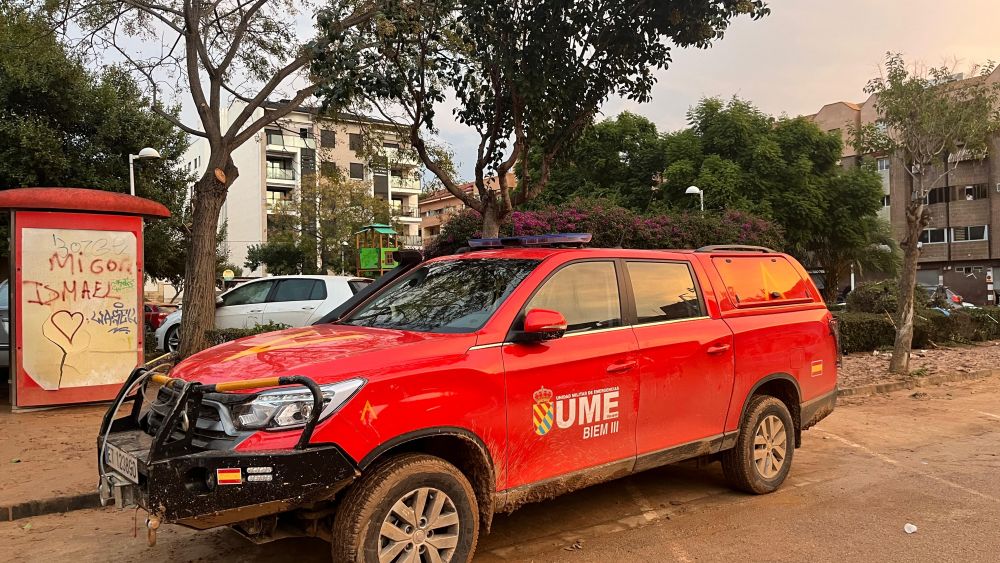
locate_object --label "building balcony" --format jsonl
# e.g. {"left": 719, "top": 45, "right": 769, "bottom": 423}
{"left": 382, "top": 146, "right": 420, "bottom": 167}
{"left": 266, "top": 168, "right": 296, "bottom": 182}
{"left": 266, "top": 132, "right": 316, "bottom": 151}
{"left": 390, "top": 176, "right": 421, "bottom": 193}
{"left": 392, "top": 206, "right": 421, "bottom": 220}
{"left": 398, "top": 235, "right": 423, "bottom": 248}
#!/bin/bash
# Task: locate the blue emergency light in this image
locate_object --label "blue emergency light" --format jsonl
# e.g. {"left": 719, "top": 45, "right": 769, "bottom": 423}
{"left": 468, "top": 233, "right": 593, "bottom": 248}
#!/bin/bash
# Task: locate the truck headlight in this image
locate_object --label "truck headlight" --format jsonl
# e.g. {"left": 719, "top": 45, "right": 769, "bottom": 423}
{"left": 231, "top": 378, "right": 365, "bottom": 430}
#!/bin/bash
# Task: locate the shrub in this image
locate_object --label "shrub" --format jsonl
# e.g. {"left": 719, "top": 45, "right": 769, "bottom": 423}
{"left": 205, "top": 322, "right": 290, "bottom": 346}
{"left": 425, "top": 198, "right": 784, "bottom": 257}
{"left": 834, "top": 311, "right": 932, "bottom": 354}
{"left": 969, "top": 308, "right": 1000, "bottom": 341}
{"left": 846, "top": 280, "right": 929, "bottom": 314}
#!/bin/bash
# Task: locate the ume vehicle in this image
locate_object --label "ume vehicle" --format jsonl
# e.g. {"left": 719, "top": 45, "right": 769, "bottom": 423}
{"left": 98, "top": 235, "right": 838, "bottom": 563}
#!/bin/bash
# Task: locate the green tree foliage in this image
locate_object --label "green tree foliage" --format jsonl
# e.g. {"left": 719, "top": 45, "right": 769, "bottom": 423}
{"left": 811, "top": 163, "right": 898, "bottom": 302}
{"left": 246, "top": 172, "right": 393, "bottom": 275}
{"left": 314, "top": 0, "right": 769, "bottom": 237}
{"left": 528, "top": 112, "right": 667, "bottom": 210}
{"left": 0, "top": 3, "right": 211, "bottom": 286}
{"left": 858, "top": 54, "right": 1000, "bottom": 373}
{"left": 656, "top": 97, "right": 842, "bottom": 254}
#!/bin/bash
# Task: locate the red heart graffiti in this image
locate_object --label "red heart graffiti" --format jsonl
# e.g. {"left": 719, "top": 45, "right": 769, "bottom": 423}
{"left": 51, "top": 310, "right": 84, "bottom": 344}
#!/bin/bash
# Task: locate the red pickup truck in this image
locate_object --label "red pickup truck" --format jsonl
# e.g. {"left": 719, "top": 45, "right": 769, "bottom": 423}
{"left": 98, "top": 236, "right": 838, "bottom": 563}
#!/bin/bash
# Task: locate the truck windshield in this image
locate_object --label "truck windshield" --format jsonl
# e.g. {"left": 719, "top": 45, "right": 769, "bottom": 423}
{"left": 342, "top": 258, "right": 539, "bottom": 333}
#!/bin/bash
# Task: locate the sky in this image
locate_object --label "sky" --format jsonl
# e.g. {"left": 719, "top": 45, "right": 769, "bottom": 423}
{"left": 433, "top": 0, "right": 1000, "bottom": 177}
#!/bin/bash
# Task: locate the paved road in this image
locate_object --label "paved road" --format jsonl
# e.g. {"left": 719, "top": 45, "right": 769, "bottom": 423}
{"left": 4, "top": 377, "right": 999, "bottom": 562}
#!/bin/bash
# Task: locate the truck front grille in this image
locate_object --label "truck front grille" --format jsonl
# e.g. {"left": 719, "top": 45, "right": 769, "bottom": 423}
{"left": 144, "top": 385, "right": 245, "bottom": 450}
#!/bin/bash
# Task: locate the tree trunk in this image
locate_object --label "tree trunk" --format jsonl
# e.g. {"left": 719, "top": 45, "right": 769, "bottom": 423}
{"left": 822, "top": 260, "right": 843, "bottom": 303}
{"left": 480, "top": 202, "right": 503, "bottom": 238}
{"left": 889, "top": 202, "right": 925, "bottom": 373}
{"left": 179, "top": 158, "right": 238, "bottom": 357}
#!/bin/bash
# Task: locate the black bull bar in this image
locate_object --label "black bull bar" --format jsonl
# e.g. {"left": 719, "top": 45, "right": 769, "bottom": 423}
{"left": 97, "top": 361, "right": 358, "bottom": 530}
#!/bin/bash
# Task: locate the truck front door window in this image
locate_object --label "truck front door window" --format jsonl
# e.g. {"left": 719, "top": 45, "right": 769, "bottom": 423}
{"left": 526, "top": 262, "right": 622, "bottom": 333}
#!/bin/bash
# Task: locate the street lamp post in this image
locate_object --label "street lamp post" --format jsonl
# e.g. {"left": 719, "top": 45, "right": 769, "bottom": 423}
{"left": 340, "top": 240, "right": 350, "bottom": 275}
{"left": 685, "top": 185, "right": 704, "bottom": 213}
{"left": 128, "top": 147, "right": 161, "bottom": 196}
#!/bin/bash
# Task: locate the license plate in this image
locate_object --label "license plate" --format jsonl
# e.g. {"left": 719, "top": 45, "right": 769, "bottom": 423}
{"left": 105, "top": 444, "right": 139, "bottom": 483}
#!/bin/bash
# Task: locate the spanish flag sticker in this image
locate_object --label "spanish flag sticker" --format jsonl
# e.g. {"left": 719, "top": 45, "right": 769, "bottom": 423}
{"left": 216, "top": 468, "right": 242, "bottom": 486}
{"left": 810, "top": 360, "right": 824, "bottom": 377}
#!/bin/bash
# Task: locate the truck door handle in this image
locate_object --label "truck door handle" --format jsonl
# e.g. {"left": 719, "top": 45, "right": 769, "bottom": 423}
{"left": 301, "top": 306, "right": 315, "bottom": 310}
{"left": 606, "top": 360, "right": 637, "bottom": 373}
{"left": 706, "top": 343, "right": 731, "bottom": 355}
{"left": 249, "top": 309, "right": 263, "bottom": 313}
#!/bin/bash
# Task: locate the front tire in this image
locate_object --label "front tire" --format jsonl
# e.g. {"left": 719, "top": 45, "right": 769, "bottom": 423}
{"left": 721, "top": 395, "right": 795, "bottom": 494}
{"left": 331, "top": 454, "right": 479, "bottom": 563}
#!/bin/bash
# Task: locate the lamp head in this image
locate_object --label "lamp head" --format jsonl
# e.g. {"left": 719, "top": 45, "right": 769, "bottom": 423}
{"left": 137, "top": 147, "right": 161, "bottom": 159}
{"left": 685, "top": 186, "right": 701, "bottom": 195}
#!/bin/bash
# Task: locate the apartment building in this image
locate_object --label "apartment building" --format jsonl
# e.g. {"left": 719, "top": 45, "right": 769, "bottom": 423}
{"left": 183, "top": 100, "right": 422, "bottom": 275}
{"left": 807, "top": 65, "right": 1000, "bottom": 304}
{"left": 419, "top": 174, "right": 515, "bottom": 245}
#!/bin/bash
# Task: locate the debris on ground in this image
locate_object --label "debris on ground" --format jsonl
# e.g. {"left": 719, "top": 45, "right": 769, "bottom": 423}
{"left": 910, "top": 392, "right": 929, "bottom": 400}
{"left": 904, "top": 523, "right": 918, "bottom": 534}
{"left": 841, "top": 342, "right": 1000, "bottom": 389}
{"left": 564, "top": 539, "right": 584, "bottom": 551}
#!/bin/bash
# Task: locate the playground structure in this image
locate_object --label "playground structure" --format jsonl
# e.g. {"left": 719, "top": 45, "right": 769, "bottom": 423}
{"left": 354, "top": 224, "right": 399, "bottom": 278}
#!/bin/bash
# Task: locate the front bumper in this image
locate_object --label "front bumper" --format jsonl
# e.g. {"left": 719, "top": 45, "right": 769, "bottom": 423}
{"left": 98, "top": 365, "right": 358, "bottom": 530}
{"left": 99, "top": 430, "right": 357, "bottom": 529}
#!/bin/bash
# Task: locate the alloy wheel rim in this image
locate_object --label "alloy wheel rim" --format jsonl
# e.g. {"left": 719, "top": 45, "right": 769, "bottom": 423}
{"left": 167, "top": 329, "right": 180, "bottom": 351}
{"left": 753, "top": 414, "right": 787, "bottom": 479}
{"left": 378, "top": 487, "right": 460, "bottom": 563}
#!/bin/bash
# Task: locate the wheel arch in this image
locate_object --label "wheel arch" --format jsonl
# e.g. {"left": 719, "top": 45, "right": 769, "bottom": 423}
{"left": 740, "top": 374, "right": 802, "bottom": 447}
{"left": 358, "top": 426, "right": 497, "bottom": 531}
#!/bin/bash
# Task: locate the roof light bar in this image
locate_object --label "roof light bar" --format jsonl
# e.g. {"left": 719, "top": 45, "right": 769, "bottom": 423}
{"left": 468, "top": 233, "right": 593, "bottom": 248}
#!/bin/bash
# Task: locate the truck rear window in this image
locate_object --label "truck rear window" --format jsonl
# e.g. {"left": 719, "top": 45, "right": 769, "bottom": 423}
{"left": 712, "top": 256, "right": 814, "bottom": 306}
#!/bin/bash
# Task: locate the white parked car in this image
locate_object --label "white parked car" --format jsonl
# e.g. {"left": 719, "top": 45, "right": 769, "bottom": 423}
{"left": 154, "top": 275, "right": 372, "bottom": 352}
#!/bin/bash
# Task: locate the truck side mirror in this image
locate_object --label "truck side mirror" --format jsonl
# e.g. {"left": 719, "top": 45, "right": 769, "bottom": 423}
{"left": 513, "top": 309, "right": 568, "bottom": 343}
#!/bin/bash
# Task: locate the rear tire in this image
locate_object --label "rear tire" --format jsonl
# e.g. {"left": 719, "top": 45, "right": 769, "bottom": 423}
{"left": 331, "top": 454, "right": 479, "bottom": 563}
{"left": 165, "top": 325, "right": 180, "bottom": 352}
{"left": 722, "top": 395, "right": 794, "bottom": 494}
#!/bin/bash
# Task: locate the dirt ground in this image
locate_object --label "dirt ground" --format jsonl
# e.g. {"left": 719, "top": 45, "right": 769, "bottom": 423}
{"left": 0, "top": 404, "right": 104, "bottom": 506}
{"left": 2, "top": 375, "right": 998, "bottom": 562}
{"left": 839, "top": 341, "right": 1000, "bottom": 388}
{"left": 0, "top": 343, "right": 995, "bottom": 509}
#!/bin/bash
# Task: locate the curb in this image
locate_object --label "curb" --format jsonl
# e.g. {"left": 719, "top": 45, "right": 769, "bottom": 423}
{"left": 838, "top": 368, "right": 997, "bottom": 398}
{"left": 1, "top": 492, "right": 101, "bottom": 523}
{"left": 2, "top": 370, "right": 995, "bottom": 522}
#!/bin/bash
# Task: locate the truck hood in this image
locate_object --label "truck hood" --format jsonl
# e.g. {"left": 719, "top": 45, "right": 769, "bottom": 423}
{"left": 169, "top": 324, "right": 464, "bottom": 385}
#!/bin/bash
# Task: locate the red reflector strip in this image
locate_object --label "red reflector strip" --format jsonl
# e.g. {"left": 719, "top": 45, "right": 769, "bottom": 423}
{"left": 216, "top": 468, "right": 242, "bottom": 485}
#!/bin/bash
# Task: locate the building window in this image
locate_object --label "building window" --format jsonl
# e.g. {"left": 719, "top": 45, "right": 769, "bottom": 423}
{"left": 919, "top": 228, "right": 947, "bottom": 244}
{"left": 320, "top": 129, "right": 336, "bottom": 147}
{"left": 876, "top": 157, "right": 890, "bottom": 171}
{"left": 955, "top": 266, "right": 967, "bottom": 274}
{"left": 960, "top": 184, "right": 988, "bottom": 201}
{"left": 349, "top": 133, "right": 362, "bottom": 151}
{"left": 952, "top": 225, "right": 988, "bottom": 242}
{"left": 390, "top": 168, "right": 403, "bottom": 178}
{"left": 882, "top": 195, "right": 890, "bottom": 207}
{"left": 266, "top": 157, "right": 295, "bottom": 180}
{"left": 320, "top": 162, "right": 339, "bottom": 178}
{"left": 266, "top": 188, "right": 293, "bottom": 208}
{"left": 383, "top": 141, "right": 400, "bottom": 149}
{"left": 925, "top": 187, "right": 948, "bottom": 205}
{"left": 349, "top": 162, "right": 365, "bottom": 180}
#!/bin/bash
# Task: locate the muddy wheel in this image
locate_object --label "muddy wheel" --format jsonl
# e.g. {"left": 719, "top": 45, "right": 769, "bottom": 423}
{"left": 721, "top": 395, "right": 794, "bottom": 494}
{"left": 331, "top": 453, "right": 479, "bottom": 563}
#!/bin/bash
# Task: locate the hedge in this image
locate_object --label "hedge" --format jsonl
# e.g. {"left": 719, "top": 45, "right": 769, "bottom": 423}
{"left": 205, "top": 322, "right": 290, "bottom": 346}
{"left": 835, "top": 307, "right": 1000, "bottom": 354}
